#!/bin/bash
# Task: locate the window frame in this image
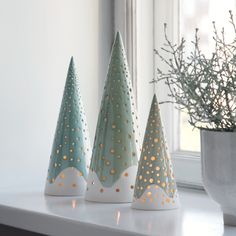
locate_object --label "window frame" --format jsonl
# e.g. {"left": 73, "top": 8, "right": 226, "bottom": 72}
{"left": 114, "top": 0, "right": 138, "bottom": 103}
{"left": 114, "top": 0, "right": 203, "bottom": 188}
{"left": 153, "top": 0, "right": 202, "bottom": 188}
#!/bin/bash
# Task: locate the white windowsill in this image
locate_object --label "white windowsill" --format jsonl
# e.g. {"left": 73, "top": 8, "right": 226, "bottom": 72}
{"left": 0, "top": 186, "right": 235, "bottom": 236}
{"left": 172, "top": 151, "right": 203, "bottom": 188}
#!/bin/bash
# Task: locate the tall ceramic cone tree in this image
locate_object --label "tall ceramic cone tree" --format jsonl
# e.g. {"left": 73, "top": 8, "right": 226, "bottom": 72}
{"left": 132, "top": 94, "right": 179, "bottom": 210}
{"left": 45, "top": 57, "right": 91, "bottom": 196}
{"left": 85, "top": 32, "right": 140, "bottom": 203}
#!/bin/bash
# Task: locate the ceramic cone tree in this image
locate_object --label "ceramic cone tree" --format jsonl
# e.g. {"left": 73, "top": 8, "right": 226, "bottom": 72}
{"left": 85, "top": 32, "right": 140, "bottom": 203}
{"left": 45, "top": 57, "right": 91, "bottom": 196}
{"left": 132, "top": 94, "right": 179, "bottom": 210}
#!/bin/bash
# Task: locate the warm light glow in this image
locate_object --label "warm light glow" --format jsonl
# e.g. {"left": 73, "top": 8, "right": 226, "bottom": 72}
{"left": 151, "top": 156, "right": 156, "bottom": 161}
{"left": 60, "top": 173, "right": 65, "bottom": 179}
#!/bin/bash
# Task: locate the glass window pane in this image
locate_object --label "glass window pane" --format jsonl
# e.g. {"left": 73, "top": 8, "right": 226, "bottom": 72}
{"left": 179, "top": 0, "right": 236, "bottom": 152}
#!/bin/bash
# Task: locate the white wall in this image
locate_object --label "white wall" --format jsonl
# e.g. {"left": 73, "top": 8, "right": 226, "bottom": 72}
{"left": 0, "top": 0, "right": 156, "bottom": 189}
{"left": 0, "top": 0, "right": 113, "bottom": 188}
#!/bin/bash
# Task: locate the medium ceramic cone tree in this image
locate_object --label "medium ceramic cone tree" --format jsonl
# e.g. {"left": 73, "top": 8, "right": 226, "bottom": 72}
{"left": 132, "top": 94, "right": 179, "bottom": 210}
{"left": 45, "top": 57, "right": 91, "bottom": 196}
{"left": 85, "top": 32, "right": 140, "bottom": 203}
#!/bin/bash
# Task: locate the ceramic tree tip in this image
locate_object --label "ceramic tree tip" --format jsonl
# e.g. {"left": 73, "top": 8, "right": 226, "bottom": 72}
{"left": 114, "top": 31, "right": 123, "bottom": 45}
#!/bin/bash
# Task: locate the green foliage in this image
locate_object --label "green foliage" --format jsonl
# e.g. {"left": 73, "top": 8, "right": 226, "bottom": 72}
{"left": 153, "top": 11, "right": 236, "bottom": 131}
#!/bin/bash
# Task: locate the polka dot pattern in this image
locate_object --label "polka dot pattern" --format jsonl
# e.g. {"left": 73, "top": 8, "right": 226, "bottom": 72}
{"left": 133, "top": 95, "right": 177, "bottom": 199}
{"left": 88, "top": 32, "right": 140, "bottom": 188}
{"left": 47, "top": 57, "right": 91, "bottom": 183}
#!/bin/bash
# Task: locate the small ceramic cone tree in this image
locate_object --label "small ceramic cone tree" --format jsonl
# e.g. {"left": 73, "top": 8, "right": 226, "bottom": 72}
{"left": 85, "top": 32, "right": 140, "bottom": 203}
{"left": 45, "top": 57, "right": 91, "bottom": 196}
{"left": 132, "top": 94, "right": 179, "bottom": 210}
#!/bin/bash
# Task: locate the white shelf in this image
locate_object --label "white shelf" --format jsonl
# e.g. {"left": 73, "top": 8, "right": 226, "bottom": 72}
{"left": 0, "top": 186, "right": 235, "bottom": 236}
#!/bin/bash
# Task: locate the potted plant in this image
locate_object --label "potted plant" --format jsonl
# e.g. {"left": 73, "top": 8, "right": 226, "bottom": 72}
{"left": 154, "top": 11, "right": 236, "bottom": 226}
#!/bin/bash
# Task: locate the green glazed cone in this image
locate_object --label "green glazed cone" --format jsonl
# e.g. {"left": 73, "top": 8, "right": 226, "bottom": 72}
{"left": 132, "top": 94, "right": 179, "bottom": 210}
{"left": 45, "top": 57, "right": 91, "bottom": 196}
{"left": 85, "top": 32, "right": 140, "bottom": 203}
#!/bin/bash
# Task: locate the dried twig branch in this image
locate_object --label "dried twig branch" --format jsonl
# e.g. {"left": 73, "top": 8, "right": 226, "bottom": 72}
{"left": 154, "top": 11, "right": 236, "bottom": 131}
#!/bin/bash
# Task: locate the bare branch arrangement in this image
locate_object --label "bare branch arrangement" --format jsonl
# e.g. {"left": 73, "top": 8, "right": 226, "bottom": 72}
{"left": 153, "top": 11, "right": 236, "bottom": 131}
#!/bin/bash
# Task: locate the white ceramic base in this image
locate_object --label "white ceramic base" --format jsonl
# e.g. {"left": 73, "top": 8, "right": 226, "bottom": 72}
{"left": 85, "top": 166, "right": 137, "bottom": 203}
{"left": 45, "top": 167, "right": 87, "bottom": 196}
{"left": 132, "top": 185, "right": 179, "bottom": 210}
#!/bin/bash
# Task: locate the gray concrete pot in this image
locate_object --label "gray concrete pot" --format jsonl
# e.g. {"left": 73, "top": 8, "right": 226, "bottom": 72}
{"left": 201, "top": 130, "right": 236, "bottom": 226}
